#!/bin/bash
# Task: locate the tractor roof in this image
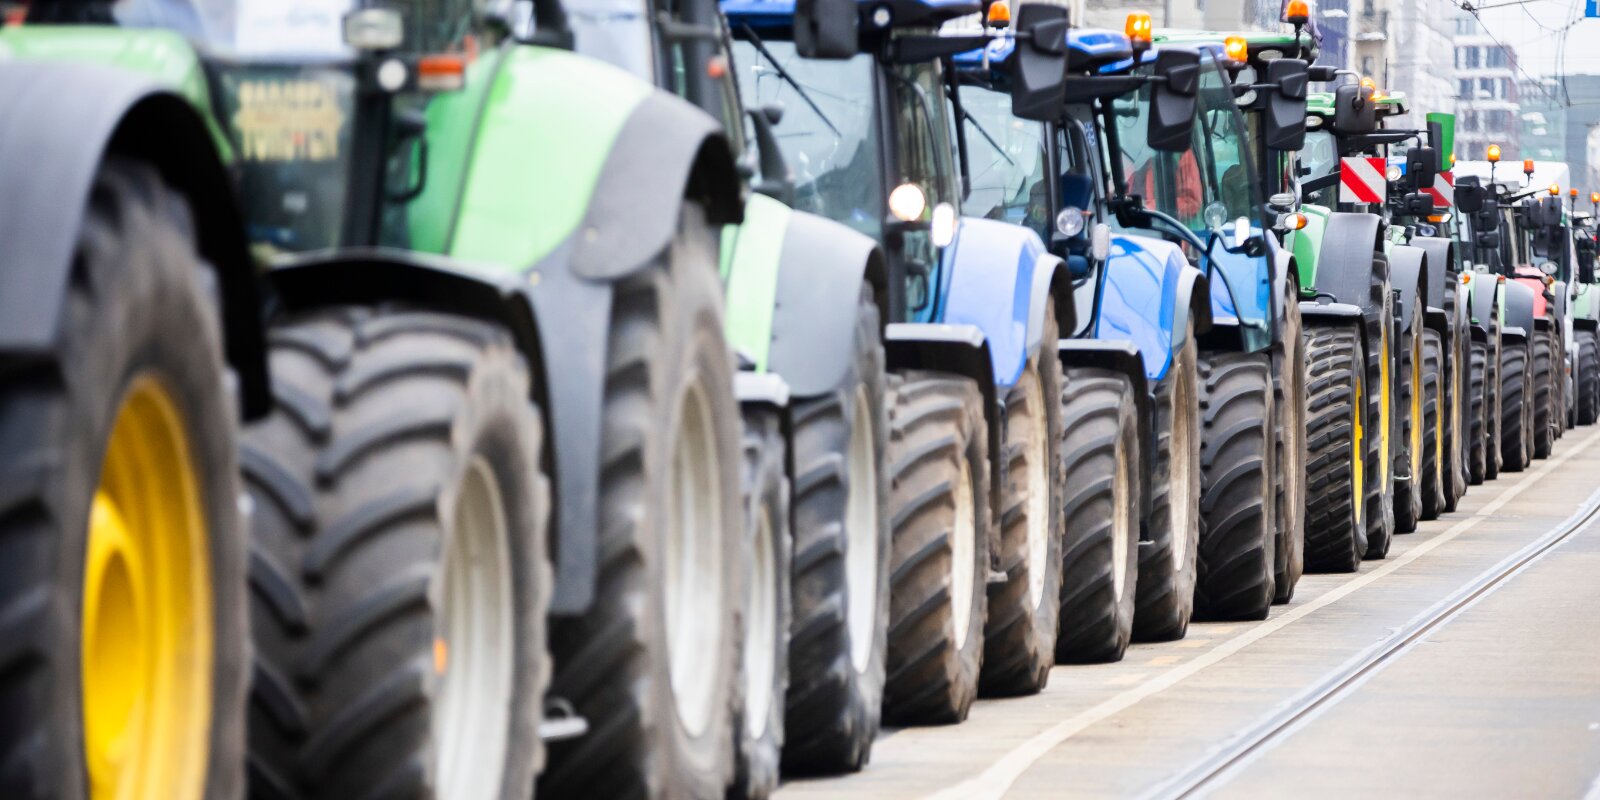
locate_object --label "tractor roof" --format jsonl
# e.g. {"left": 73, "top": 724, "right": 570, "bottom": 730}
{"left": 1155, "top": 28, "right": 1316, "bottom": 62}
{"left": 1307, "top": 90, "right": 1409, "bottom": 120}
{"left": 720, "top": 0, "right": 981, "bottom": 31}
{"left": 952, "top": 28, "right": 1133, "bottom": 76}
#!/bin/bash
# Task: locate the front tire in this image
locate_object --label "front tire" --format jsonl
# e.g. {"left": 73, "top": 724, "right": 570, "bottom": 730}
{"left": 542, "top": 204, "right": 744, "bottom": 798}
{"left": 1501, "top": 339, "right": 1532, "bottom": 472}
{"left": 243, "top": 309, "right": 551, "bottom": 800}
{"left": 781, "top": 284, "right": 890, "bottom": 774}
{"left": 0, "top": 159, "right": 246, "bottom": 800}
{"left": 731, "top": 406, "right": 792, "bottom": 800}
{"left": 883, "top": 373, "right": 991, "bottom": 725}
{"left": 1533, "top": 330, "right": 1556, "bottom": 458}
{"left": 1054, "top": 369, "right": 1141, "bottom": 663}
{"left": 1420, "top": 328, "right": 1446, "bottom": 520}
{"left": 1273, "top": 287, "right": 1307, "bottom": 603}
{"left": 1132, "top": 321, "right": 1201, "bottom": 642}
{"left": 1578, "top": 328, "right": 1600, "bottom": 425}
{"left": 1395, "top": 303, "right": 1425, "bottom": 534}
{"left": 1194, "top": 352, "right": 1277, "bottom": 621}
{"left": 1364, "top": 274, "right": 1397, "bottom": 559}
{"left": 1467, "top": 336, "right": 1489, "bottom": 484}
{"left": 1302, "top": 324, "right": 1367, "bottom": 572}
{"left": 981, "top": 309, "right": 1065, "bottom": 693}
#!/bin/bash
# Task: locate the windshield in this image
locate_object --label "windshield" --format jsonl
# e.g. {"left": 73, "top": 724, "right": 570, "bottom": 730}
{"left": 732, "top": 37, "right": 884, "bottom": 239}
{"left": 961, "top": 82, "right": 1049, "bottom": 241}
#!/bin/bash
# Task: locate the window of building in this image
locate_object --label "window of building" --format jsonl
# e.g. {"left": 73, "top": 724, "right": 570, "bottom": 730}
{"left": 1487, "top": 47, "right": 1508, "bottom": 67}
{"left": 1460, "top": 47, "right": 1480, "bottom": 69}
{"left": 1459, "top": 79, "right": 1472, "bottom": 98}
{"left": 1479, "top": 77, "right": 1495, "bottom": 98}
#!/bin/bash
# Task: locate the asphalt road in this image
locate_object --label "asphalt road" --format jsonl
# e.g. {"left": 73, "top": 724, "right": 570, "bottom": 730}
{"left": 779, "top": 427, "right": 1600, "bottom": 800}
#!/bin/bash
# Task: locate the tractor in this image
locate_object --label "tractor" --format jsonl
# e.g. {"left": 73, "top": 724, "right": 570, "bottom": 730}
{"left": 0, "top": 0, "right": 764, "bottom": 796}
{"left": 721, "top": 0, "right": 1079, "bottom": 730}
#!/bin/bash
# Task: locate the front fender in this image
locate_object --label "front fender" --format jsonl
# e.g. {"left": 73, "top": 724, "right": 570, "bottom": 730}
{"left": 1504, "top": 279, "right": 1539, "bottom": 335}
{"left": 759, "top": 206, "right": 886, "bottom": 397}
{"left": 0, "top": 59, "right": 267, "bottom": 416}
{"left": 445, "top": 46, "right": 742, "bottom": 280}
{"left": 936, "top": 217, "right": 1065, "bottom": 389}
{"left": 1467, "top": 273, "right": 1501, "bottom": 332}
{"left": 1412, "top": 236, "right": 1457, "bottom": 306}
{"left": 1312, "top": 212, "right": 1385, "bottom": 310}
{"left": 1391, "top": 244, "right": 1429, "bottom": 331}
{"left": 1093, "top": 234, "right": 1208, "bottom": 382}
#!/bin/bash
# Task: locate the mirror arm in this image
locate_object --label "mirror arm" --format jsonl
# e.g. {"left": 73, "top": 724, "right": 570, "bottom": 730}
{"left": 745, "top": 108, "right": 795, "bottom": 205}
{"left": 1098, "top": 99, "right": 1131, "bottom": 200}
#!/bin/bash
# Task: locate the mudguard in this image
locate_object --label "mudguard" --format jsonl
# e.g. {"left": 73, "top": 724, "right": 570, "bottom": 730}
{"left": 1424, "top": 308, "right": 1450, "bottom": 334}
{"left": 1094, "top": 234, "right": 1212, "bottom": 382}
{"left": 1504, "top": 279, "right": 1539, "bottom": 337}
{"left": 1412, "top": 236, "right": 1457, "bottom": 308}
{"left": 0, "top": 60, "right": 268, "bottom": 417}
{"left": 885, "top": 322, "right": 1004, "bottom": 511}
{"left": 1311, "top": 212, "right": 1386, "bottom": 311}
{"left": 759, "top": 207, "right": 887, "bottom": 397}
{"left": 1577, "top": 317, "right": 1600, "bottom": 332}
{"left": 935, "top": 217, "right": 1073, "bottom": 390}
{"left": 1390, "top": 244, "right": 1429, "bottom": 332}
{"left": 1467, "top": 274, "right": 1501, "bottom": 333}
{"left": 735, "top": 372, "right": 793, "bottom": 409}
{"left": 443, "top": 47, "right": 742, "bottom": 277}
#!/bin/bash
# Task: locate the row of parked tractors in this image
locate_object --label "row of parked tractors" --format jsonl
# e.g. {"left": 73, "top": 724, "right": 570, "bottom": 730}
{"left": 2, "top": 0, "right": 1596, "bottom": 798}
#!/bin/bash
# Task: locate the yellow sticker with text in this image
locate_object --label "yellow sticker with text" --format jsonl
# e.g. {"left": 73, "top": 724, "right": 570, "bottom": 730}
{"left": 232, "top": 80, "right": 347, "bottom": 162}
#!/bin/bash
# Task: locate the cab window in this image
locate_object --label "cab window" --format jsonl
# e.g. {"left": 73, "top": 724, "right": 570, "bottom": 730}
{"left": 1195, "top": 55, "right": 1261, "bottom": 225}
{"left": 961, "top": 81, "right": 1050, "bottom": 241}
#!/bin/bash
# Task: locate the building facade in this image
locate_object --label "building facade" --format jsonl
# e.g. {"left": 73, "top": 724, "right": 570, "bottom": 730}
{"left": 1453, "top": 14, "right": 1520, "bottom": 161}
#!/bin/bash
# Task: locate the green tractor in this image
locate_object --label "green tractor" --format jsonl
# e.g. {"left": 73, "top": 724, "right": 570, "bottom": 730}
{"left": 1571, "top": 203, "right": 1600, "bottom": 425}
{"left": 0, "top": 0, "right": 767, "bottom": 796}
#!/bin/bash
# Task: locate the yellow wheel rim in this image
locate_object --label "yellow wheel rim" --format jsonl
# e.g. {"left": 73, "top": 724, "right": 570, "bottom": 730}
{"left": 1353, "top": 358, "right": 1365, "bottom": 526}
{"left": 82, "top": 376, "right": 213, "bottom": 800}
{"left": 1410, "top": 334, "right": 1423, "bottom": 481}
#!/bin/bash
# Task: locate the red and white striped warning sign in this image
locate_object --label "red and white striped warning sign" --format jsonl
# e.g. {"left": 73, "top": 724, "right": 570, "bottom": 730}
{"left": 1339, "top": 156, "right": 1388, "bottom": 204}
{"left": 1425, "top": 170, "right": 1455, "bottom": 209}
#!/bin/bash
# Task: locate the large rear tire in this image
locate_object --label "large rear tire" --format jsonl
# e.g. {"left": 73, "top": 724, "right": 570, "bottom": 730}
{"left": 1467, "top": 337, "right": 1488, "bottom": 484}
{"left": 781, "top": 284, "right": 890, "bottom": 774}
{"left": 1053, "top": 369, "right": 1141, "bottom": 663}
{"left": 1194, "top": 352, "right": 1276, "bottom": 621}
{"left": 0, "top": 159, "right": 246, "bottom": 799}
{"left": 1273, "top": 287, "right": 1307, "bottom": 603}
{"left": 1533, "top": 331, "right": 1556, "bottom": 459}
{"left": 1364, "top": 273, "right": 1397, "bottom": 559}
{"left": 981, "top": 309, "right": 1065, "bottom": 693}
{"left": 1442, "top": 286, "right": 1468, "bottom": 511}
{"left": 1132, "top": 321, "right": 1201, "bottom": 642}
{"left": 1501, "top": 339, "right": 1532, "bottom": 472}
{"left": 1395, "top": 303, "right": 1425, "bottom": 534}
{"left": 243, "top": 309, "right": 551, "bottom": 800}
{"left": 1578, "top": 328, "right": 1600, "bottom": 425}
{"left": 1420, "top": 328, "right": 1446, "bottom": 520}
{"left": 542, "top": 204, "right": 744, "bottom": 798}
{"left": 883, "top": 373, "right": 991, "bottom": 725}
{"left": 1486, "top": 318, "right": 1505, "bottom": 480}
{"left": 1302, "top": 324, "right": 1367, "bottom": 573}
{"left": 731, "top": 406, "right": 792, "bottom": 800}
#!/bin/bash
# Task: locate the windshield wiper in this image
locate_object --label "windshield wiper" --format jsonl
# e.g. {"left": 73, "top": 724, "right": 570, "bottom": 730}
{"left": 739, "top": 23, "right": 840, "bottom": 137}
{"left": 959, "top": 106, "right": 1014, "bottom": 167}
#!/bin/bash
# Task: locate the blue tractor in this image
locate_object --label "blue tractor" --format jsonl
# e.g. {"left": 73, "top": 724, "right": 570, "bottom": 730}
{"left": 957, "top": 26, "right": 1311, "bottom": 631}
{"left": 721, "top": 0, "right": 1073, "bottom": 769}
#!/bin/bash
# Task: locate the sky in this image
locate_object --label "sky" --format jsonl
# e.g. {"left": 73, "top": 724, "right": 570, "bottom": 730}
{"left": 1468, "top": 0, "right": 1600, "bottom": 79}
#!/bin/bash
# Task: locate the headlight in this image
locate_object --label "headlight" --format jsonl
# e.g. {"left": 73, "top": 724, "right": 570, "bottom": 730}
{"left": 1055, "top": 207, "right": 1086, "bottom": 237}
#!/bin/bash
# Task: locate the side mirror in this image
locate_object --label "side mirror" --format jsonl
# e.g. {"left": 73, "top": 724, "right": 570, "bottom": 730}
{"left": 1332, "top": 82, "right": 1376, "bottom": 134}
{"left": 1541, "top": 196, "right": 1564, "bottom": 228}
{"left": 794, "top": 0, "right": 859, "bottom": 59}
{"left": 1476, "top": 231, "right": 1502, "bottom": 251}
{"left": 1010, "top": 4, "right": 1070, "bottom": 121}
{"left": 1403, "top": 192, "right": 1433, "bottom": 216}
{"left": 1407, "top": 146, "right": 1437, "bottom": 191}
{"left": 1263, "top": 59, "right": 1309, "bottom": 152}
{"left": 1454, "top": 179, "right": 1484, "bottom": 213}
{"left": 746, "top": 106, "right": 794, "bottom": 204}
{"left": 1149, "top": 48, "right": 1201, "bottom": 152}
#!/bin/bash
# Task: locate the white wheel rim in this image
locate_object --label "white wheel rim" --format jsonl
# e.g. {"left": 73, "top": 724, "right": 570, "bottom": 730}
{"left": 1170, "top": 355, "right": 1197, "bottom": 567}
{"left": 1112, "top": 420, "right": 1132, "bottom": 598}
{"left": 950, "top": 456, "right": 977, "bottom": 648}
{"left": 1023, "top": 378, "right": 1051, "bottom": 611}
{"left": 666, "top": 380, "right": 724, "bottom": 738}
{"left": 845, "top": 388, "right": 880, "bottom": 672}
{"left": 743, "top": 504, "right": 778, "bottom": 738}
{"left": 435, "top": 457, "right": 516, "bottom": 800}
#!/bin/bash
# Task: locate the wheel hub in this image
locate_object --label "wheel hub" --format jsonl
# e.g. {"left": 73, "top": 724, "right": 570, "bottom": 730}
{"left": 950, "top": 457, "right": 977, "bottom": 649}
{"left": 1022, "top": 379, "right": 1051, "bottom": 611}
{"left": 82, "top": 376, "right": 213, "bottom": 800}
{"left": 846, "top": 388, "right": 880, "bottom": 673}
{"left": 666, "top": 380, "right": 725, "bottom": 737}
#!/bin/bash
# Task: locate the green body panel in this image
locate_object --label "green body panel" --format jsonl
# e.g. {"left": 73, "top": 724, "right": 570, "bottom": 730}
{"left": 1289, "top": 203, "right": 1331, "bottom": 294}
{"left": 447, "top": 46, "right": 652, "bottom": 272}
{"left": 0, "top": 25, "right": 232, "bottom": 158}
{"left": 1428, "top": 112, "right": 1455, "bottom": 168}
{"left": 720, "top": 193, "right": 793, "bottom": 372}
{"left": 405, "top": 50, "right": 506, "bottom": 254}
